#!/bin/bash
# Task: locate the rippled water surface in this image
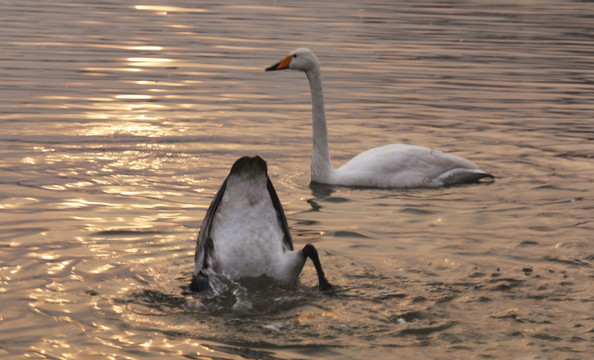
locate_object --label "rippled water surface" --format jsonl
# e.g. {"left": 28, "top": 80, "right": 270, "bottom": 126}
{"left": 1, "top": 0, "right": 593, "bottom": 359}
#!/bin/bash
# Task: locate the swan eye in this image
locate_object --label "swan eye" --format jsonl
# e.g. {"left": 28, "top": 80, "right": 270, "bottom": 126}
{"left": 293, "top": 54, "right": 297, "bottom": 58}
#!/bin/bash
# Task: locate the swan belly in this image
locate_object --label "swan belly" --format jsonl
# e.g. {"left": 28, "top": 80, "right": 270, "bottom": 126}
{"left": 335, "top": 144, "right": 481, "bottom": 187}
{"left": 209, "top": 183, "right": 303, "bottom": 285}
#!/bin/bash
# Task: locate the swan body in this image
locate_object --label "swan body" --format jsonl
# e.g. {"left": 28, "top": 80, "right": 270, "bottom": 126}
{"left": 266, "top": 48, "right": 493, "bottom": 188}
{"left": 191, "top": 156, "right": 331, "bottom": 291}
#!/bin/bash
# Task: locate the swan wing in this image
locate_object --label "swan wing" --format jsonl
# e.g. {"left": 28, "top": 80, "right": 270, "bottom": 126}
{"left": 336, "top": 144, "right": 489, "bottom": 187}
{"left": 191, "top": 175, "right": 228, "bottom": 291}
{"left": 266, "top": 176, "right": 294, "bottom": 251}
{"left": 194, "top": 177, "right": 228, "bottom": 272}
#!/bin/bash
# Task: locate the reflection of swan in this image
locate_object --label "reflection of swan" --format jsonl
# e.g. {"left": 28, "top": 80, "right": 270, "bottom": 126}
{"left": 191, "top": 156, "right": 332, "bottom": 292}
{"left": 266, "top": 48, "right": 494, "bottom": 188}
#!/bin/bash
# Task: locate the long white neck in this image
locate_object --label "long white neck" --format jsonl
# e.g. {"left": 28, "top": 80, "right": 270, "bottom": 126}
{"left": 305, "top": 66, "right": 335, "bottom": 182}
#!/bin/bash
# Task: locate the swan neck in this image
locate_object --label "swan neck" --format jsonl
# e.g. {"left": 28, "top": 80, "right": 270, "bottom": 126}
{"left": 305, "top": 67, "right": 334, "bottom": 181}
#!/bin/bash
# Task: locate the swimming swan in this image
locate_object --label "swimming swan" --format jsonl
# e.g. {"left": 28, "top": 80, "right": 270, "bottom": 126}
{"left": 191, "top": 156, "right": 332, "bottom": 292}
{"left": 266, "top": 48, "right": 494, "bottom": 188}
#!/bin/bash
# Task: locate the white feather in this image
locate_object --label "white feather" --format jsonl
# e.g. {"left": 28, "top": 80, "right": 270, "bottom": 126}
{"left": 209, "top": 170, "right": 305, "bottom": 286}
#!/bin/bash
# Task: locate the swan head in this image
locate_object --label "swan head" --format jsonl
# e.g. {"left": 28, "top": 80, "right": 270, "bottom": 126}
{"left": 265, "top": 48, "right": 320, "bottom": 73}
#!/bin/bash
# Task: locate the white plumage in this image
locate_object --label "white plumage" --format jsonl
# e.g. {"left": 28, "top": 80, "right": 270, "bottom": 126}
{"left": 208, "top": 167, "right": 303, "bottom": 284}
{"left": 191, "top": 156, "right": 331, "bottom": 292}
{"left": 266, "top": 48, "right": 493, "bottom": 188}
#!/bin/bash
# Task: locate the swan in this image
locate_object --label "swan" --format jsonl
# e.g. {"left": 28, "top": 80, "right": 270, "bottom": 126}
{"left": 266, "top": 48, "right": 494, "bottom": 188}
{"left": 191, "top": 155, "right": 332, "bottom": 292}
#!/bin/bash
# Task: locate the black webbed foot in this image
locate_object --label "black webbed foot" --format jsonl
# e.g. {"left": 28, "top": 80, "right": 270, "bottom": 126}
{"left": 190, "top": 274, "right": 211, "bottom": 292}
{"left": 302, "top": 244, "right": 332, "bottom": 291}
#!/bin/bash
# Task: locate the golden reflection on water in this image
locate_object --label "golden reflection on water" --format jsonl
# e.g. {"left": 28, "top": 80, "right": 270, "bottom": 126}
{"left": 82, "top": 66, "right": 143, "bottom": 73}
{"left": 47, "top": 261, "right": 69, "bottom": 275}
{"left": 2, "top": 0, "right": 593, "bottom": 359}
{"left": 0, "top": 197, "right": 40, "bottom": 209}
{"left": 78, "top": 119, "right": 167, "bottom": 137}
{"left": 91, "top": 264, "right": 114, "bottom": 274}
{"left": 126, "top": 58, "right": 172, "bottom": 67}
{"left": 114, "top": 94, "right": 152, "bottom": 100}
{"left": 129, "top": 46, "right": 163, "bottom": 51}
{"left": 134, "top": 5, "right": 207, "bottom": 14}
{"left": 65, "top": 181, "right": 94, "bottom": 189}
{"left": 22, "top": 157, "right": 36, "bottom": 164}
{"left": 74, "top": 47, "right": 181, "bottom": 137}
{"left": 41, "top": 185, "right": 66, "bottom": 191}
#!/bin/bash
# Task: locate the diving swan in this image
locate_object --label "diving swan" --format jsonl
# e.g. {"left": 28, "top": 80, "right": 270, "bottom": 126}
{"left": 266, "top": 48, "right": 493, "bottom": 188}
{"left": 191, "top": 155, "right": 332, "bottom": 292}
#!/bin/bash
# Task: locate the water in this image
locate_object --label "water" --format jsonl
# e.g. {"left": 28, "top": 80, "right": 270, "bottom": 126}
{"left": 1, "top": 0, "right": 593, "bottom": 358}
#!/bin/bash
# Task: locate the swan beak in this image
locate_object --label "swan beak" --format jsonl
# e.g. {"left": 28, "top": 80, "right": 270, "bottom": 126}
{"left": 265, "top": 55, "right": 292, "bottom": 71}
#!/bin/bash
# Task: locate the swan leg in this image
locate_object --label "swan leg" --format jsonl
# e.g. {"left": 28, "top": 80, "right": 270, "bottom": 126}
{"left": 302, "top": 244, "right": 332, "bottom": 291}
{"left": 190, "top": 273, "right": 211, "bottom": 292}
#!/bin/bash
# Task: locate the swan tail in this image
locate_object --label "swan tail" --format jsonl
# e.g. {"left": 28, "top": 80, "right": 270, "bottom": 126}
{"left": 439, "top": 169, "right": 494, "bottom": 186}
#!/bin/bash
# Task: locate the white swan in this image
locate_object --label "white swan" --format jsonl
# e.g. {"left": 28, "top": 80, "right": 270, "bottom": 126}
{"left": 191, "top": 156, "right": 331, "bottom": 292}
{"left": 266, "top": 48, "right": 494, "bottom": 188}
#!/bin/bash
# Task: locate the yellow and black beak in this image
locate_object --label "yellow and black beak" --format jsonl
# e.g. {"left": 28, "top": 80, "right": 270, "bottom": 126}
{"left": 265, "top": 55, "right": 292, "bottom": 71}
